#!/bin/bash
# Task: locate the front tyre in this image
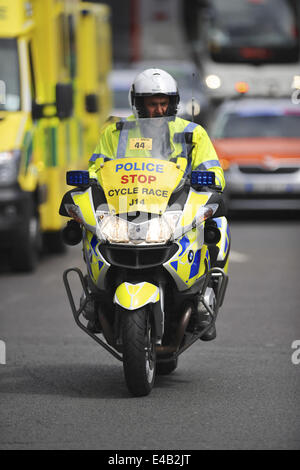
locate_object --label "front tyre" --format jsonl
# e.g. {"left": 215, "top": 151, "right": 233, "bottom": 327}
{"left": 122, "top": 307, "right": 156, "bottom": 397}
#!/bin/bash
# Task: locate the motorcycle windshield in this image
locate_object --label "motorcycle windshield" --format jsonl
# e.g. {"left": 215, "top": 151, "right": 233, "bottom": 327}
{"left": 97, "top": 117, "right": 189, "bottom": 214}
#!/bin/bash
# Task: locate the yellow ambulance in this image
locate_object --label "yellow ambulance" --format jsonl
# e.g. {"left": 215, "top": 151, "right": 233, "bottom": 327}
{"left": 0, "top": 0, "right": 112, "bottom": 270}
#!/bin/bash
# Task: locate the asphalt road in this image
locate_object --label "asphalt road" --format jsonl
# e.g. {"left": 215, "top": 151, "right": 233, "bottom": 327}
{"left": 0, "top": 217, "right": 300, "bottom": 450}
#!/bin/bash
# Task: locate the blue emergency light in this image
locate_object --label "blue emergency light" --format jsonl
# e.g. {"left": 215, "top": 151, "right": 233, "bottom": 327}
{"left": 191, "top": 171, "right": 215, "bottom": 188}
{"left": 66, "top": 170, "right": 90, "bottom": 187}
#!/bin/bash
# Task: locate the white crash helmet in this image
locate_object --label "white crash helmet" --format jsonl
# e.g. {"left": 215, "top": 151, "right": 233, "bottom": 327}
{"left": 129, "top": 68, "right": 180, "bottom": 118}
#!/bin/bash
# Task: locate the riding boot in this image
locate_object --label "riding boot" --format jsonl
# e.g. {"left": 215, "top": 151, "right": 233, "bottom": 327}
{"left": 197, "top": 311, "right": 216, "bottom": 341}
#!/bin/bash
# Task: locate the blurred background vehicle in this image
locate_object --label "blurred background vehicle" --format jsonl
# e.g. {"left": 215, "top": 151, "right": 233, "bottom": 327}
{"left": 0, "top": 0, "right": 112, "bottom": 271}
{"left": 184, "top": 0, "right": 300, "bottom": 103}
{"left": 98, "top": 0, "right": 300, "bottom": 125}
{"left": 108, "top": 68, "right": 135, "bottom": 117}
{"left": 210, "top": 98, "right": 300, "bottom": 211}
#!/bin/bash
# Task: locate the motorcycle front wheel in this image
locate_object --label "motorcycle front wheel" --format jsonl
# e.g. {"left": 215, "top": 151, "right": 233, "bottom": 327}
{"left": 122, "top": 307, "right": 156, "bottom": 397}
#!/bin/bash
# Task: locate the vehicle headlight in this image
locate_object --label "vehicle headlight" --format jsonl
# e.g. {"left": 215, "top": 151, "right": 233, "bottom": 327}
{"left": 96, "top": 211, "right": 182, "bottom": 245}
{"left": 98, "top": 213, "right": 130, "bottom": 243}
{"left": 0, "top": 150, "right": 21, "bottom": 185}
{"left": 292, "top": 75, "right": 300, "bottom": 90}
{"left": 205, "top": 75, "right": 221, "bottom": 89}
{"left": 185, "top": 100, "right": 201, "bottom": 117}
{"left": 146, "top": 212, "right": 181, "bottom": 244}
{"left": 178, "top": 100, "right": 201, "bottom": 117}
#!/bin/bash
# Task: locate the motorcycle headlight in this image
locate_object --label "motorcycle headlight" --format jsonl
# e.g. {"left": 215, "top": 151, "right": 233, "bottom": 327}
{"left": 98, "top": 213, "right": 130, "bottom": 243}
{"left": 145, "top": 212, "right": 181, "bottom": 244}
{"left": 0, "top": 150, "right": 21, "bottom": 186}
{"left": 96, "top": 211, "right": 182, "bottom": 245}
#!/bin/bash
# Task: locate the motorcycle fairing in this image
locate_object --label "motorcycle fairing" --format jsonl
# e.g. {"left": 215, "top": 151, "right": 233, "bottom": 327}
{"left": 114, "top": 282, "right": 160, "bottom": 310}
{"left": 215, "top": 217, "right": 231, "bottom": 273}
{"left": 83, "top": 229, "right": 110, "bottom": 289}
{"left": 59, "top": 183, "right": 108, "bottom": 217}
{"left": 176, "top": 190, "right": 211, "bottom": 233}
{"left": 71, "top": 188, "right": 97, "bottom": 226}
{"left": 163, "top": 226, "right": 211, "bottom": 291}
{"left": 96, "top": 157, "right": 185, "bottom": 215}
{"left": 161, "top": 188, "right": 215, "bottom": 291}
{"left": 62, "top": 187, "right": 98, "bottom": 233}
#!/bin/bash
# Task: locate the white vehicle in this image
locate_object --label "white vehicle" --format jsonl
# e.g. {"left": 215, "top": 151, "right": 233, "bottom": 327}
{"left": 193, "top": 0, "right": 300, "bottom": 101}
{"left": 109, "top": 68, "right": 136, "bottom": 118}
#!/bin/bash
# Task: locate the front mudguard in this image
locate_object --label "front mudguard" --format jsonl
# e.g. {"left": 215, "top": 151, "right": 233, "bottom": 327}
{"left": 113, "top": 282, "right": 164, "bottom": 342}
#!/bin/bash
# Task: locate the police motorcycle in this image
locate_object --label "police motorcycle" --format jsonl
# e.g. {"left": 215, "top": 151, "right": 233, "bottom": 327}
{"left": 60, "top": 116, "right": 230, "bottom": 397}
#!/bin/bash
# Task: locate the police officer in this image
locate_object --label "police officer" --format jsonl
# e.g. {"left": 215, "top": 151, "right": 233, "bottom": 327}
{"left": 89, "top": 68, "right": 226, "bottom": 340}
{"left": 90, "top": 68, "right": 225, "bottom": 190}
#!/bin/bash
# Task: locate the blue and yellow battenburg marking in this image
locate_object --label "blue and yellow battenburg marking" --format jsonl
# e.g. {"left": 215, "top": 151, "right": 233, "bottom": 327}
{"left": 215, "top": 217, "right": 230, "bottom": 272}
{"left": 165, "top": 226, "right": 210, "bottom": 289}
{"left": 205, "top": 248, "right": 211, "bottom": 271}
{"left": 83, "top": 231, "right": 107, "bottom": 284}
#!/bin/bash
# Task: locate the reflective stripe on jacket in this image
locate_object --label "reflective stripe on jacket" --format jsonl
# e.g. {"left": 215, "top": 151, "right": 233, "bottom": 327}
{"left": 89, "top": 116, "right": 225, "bottom": 190}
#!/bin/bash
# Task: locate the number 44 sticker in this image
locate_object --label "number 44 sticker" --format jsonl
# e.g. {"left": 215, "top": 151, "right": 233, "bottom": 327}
{"left": 129, "top": 138, "right": 152, "bottom": 150}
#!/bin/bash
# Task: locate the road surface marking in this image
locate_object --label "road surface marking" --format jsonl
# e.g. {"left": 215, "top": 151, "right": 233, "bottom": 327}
{"left": 229, "top": 250, "right": 249, "bottom": 263}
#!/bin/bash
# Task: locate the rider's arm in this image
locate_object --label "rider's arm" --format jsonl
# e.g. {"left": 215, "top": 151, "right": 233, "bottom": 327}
{"left": 191, "top": 126, "right": 225, "bottom": 191}
{"left": 88, "top": 123, "right": 117, "bottom": 178}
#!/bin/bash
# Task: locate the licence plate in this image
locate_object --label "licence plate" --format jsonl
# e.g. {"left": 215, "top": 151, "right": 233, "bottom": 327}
{"left": 252, "top": 183, "right": 291, "bottom": 193}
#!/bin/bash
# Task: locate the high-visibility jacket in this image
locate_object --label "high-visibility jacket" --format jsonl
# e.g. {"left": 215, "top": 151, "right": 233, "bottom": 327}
{"left": 89, "top": 115, "right": 225, "bottom": 190}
